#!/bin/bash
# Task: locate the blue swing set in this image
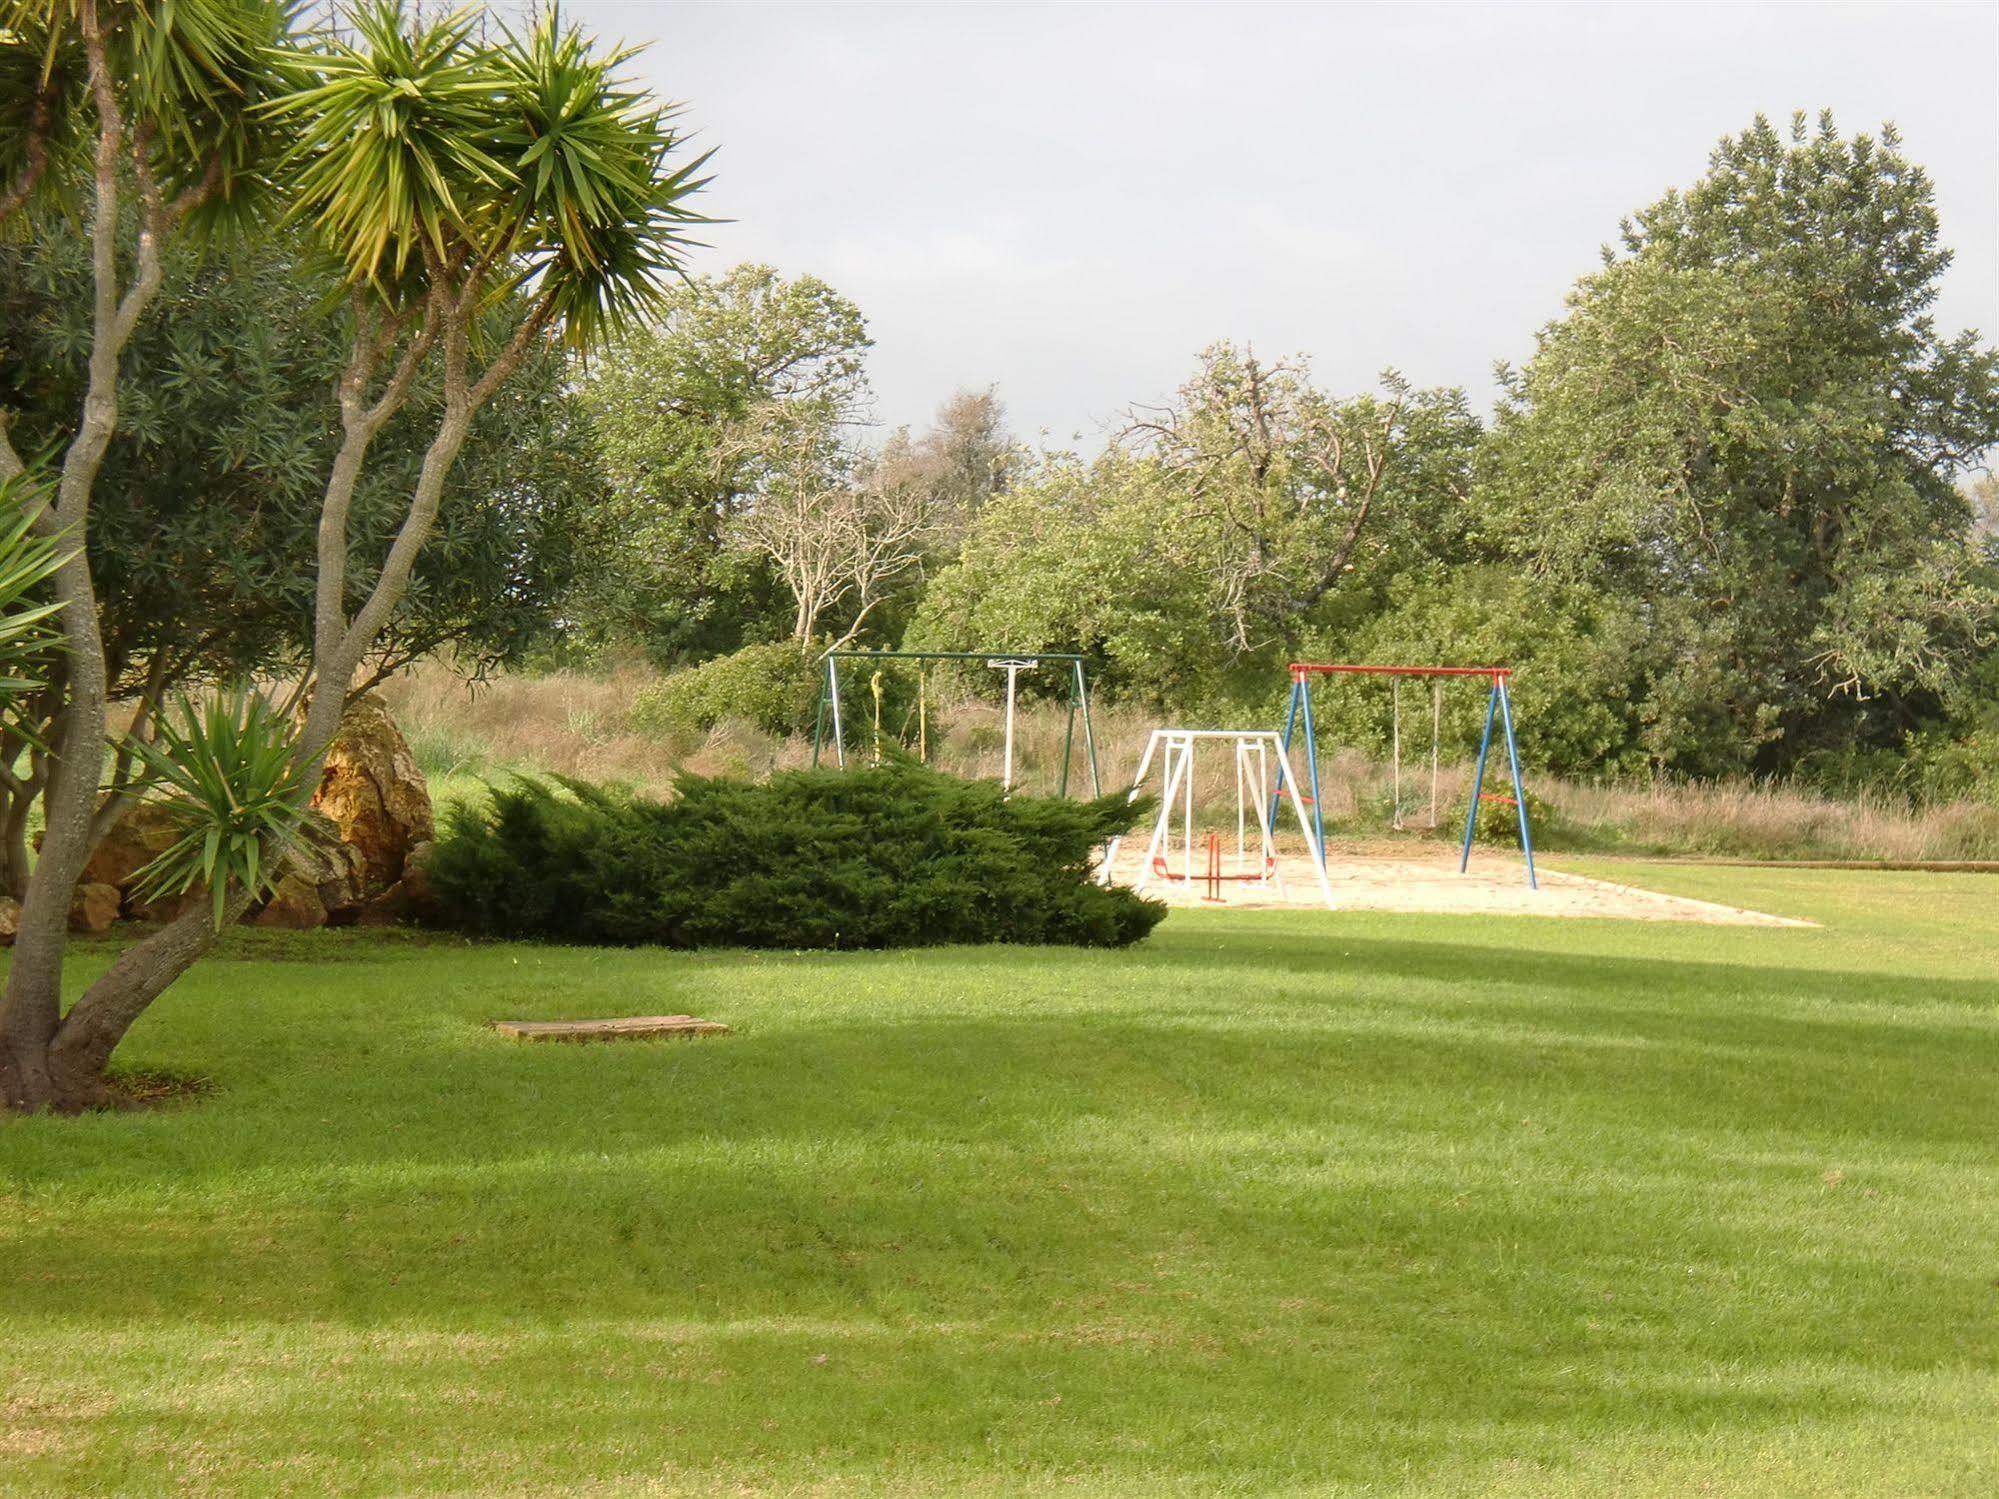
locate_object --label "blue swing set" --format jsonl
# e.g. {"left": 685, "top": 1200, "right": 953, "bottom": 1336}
{"left": 1271, "top": 662, "right": 1537, "bottom": 889}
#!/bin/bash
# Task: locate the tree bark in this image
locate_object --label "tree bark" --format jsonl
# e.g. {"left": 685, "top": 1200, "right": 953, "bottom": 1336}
{"left": 0, "top": 7, "right": 136, "bottom": 1112}
{"left": 25, "top": 293, "right": 546, "bottom": 1111}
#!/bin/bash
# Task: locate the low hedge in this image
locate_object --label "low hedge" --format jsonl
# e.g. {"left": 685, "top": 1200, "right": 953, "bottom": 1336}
{"left": 427, "top": 759, "right": 1165, "bottom": 949}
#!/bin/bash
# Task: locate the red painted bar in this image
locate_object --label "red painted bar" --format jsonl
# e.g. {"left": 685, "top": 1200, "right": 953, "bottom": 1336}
{"left": 1288, "top": 662, "right": 1511, "bottom": 680}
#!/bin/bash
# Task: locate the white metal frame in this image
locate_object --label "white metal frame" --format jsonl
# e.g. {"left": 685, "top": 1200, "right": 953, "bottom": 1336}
{"left": 988, "top": 658, "right": 1036, "bottom": 790}
{"left": 828, "top": 653, "right": 1047, "bottom": 791}
{"left": 1101, "top": 729, "right": 1334, "bottom": 910}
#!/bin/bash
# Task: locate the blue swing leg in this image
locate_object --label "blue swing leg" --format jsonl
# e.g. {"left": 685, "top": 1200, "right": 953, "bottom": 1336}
{"left": 1299, "top": 677, "right": 1324, "bottom": 866}
{"left": 1498, "top": 679, "right": 1537, "bottom": 889}
{"left": 1459, "top": 681, "right": 1499, "bottom": 873}
{"left": 1268, "top": 678, "right": 1301, "bottom": 841}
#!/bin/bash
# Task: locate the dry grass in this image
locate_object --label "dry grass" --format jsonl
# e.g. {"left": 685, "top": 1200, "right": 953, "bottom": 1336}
{"left": 380, "top": 661, "right": 1999, "bottom": 861}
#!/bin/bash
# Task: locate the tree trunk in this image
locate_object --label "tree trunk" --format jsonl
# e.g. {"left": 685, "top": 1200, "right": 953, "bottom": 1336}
{"left": 22, "top": 398, "right": 488, "bottom": 1109}
{"left": 43, "top": 889, "right": 253, "bottom": 1111}
{"left": 0, "top": 7, "right": 164, "bottom": 1112}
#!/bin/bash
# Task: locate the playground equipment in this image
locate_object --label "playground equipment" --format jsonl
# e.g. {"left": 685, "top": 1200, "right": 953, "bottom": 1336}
{"left": 1274, "top": 663, "right": 1537, "bottom": 888}
{"left": 811, "top": 649, "right": 1102, "bottom": 796}
{"left": 1102, "top": 729, "right": 1334, "bottom": 909}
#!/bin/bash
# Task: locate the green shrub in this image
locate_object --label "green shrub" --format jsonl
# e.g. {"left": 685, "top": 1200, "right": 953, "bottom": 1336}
{"left": 427, "top": 759, "right": 1166, "bottom": 950}
{"left": 1440, "top": 780, "right": 1562, "bottom": 847}
{"left": 629, "top": 641, "right": 824, "bottom": 739}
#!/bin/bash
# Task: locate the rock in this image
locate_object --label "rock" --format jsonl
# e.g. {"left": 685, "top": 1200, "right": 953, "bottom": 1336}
{"left": 248, "top": 810, "right": 367, "bottom": 929}
{"left": 311, "top": 692, "right": 433, "bottom": 890}
{"left": 78, "top": 802, "right": 182, "bottom": 893}
{"left": 69, "top": 882, "right": 122, "bottom": 934}
{"left": 129, "top": 887, "right": 204, "bottom": 924}
{"left": 356, "top": 838, "right": 440, "bottom": 929}
{"left": 253, "top": 872, "right": 328, "bottom": 930}
{"left": 0, "top": 895, "right": 18, "bottom": 946}
{"left": 401, "top": 839, "right": 435, "bottom": 912}
{"left": 355, "top": 882, "right": 406, "bottom": 927}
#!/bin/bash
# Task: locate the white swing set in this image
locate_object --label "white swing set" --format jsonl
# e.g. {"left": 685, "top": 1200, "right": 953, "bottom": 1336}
{"left": 1100, "top": 729, "right": 1334, "bottom": 909}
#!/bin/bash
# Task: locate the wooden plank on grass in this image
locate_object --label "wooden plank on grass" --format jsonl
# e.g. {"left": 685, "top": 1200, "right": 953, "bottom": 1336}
{"left": 491, "top": 1015, "right": 731, "bottom": 1042}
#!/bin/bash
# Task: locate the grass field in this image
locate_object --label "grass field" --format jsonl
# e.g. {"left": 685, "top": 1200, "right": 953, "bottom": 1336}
{"left": 2, "top": 861, "right": 1995, "bottom": 1495}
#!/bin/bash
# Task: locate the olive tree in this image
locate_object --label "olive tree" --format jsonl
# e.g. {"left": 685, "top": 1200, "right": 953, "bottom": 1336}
{"left": 0, "top": 0, "right": 708, "bottom": 1112}
{"left": 0, "top": 217, "right": 605, "bottom": 896}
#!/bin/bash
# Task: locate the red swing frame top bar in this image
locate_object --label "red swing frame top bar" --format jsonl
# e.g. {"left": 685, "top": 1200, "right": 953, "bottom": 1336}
{"left": 1288, "top": 662, "right": 1511, "bottom": 682}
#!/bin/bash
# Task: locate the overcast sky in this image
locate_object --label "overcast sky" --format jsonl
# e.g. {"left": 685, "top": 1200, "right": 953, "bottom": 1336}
{"left": 568, "top": 1, "right": 1999, "bottom": 447}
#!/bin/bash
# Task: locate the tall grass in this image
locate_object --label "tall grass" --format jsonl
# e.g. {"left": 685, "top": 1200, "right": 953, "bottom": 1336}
{"left": 380, "top": 661, "right": 1999, "bottom": 860}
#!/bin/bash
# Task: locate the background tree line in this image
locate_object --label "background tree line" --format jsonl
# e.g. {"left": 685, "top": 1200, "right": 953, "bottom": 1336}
{"left": 566, "top": 113, "right": 1999, "bottom": 794}
{"left": 10, "top": 108, "right": 1997, "bottom": 803}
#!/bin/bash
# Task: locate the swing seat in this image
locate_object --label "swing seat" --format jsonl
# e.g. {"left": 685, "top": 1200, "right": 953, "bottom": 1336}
{"left": 1151, "top": 854, "right": 1276, "bottom": 883}
{"left": 1479, "top": 793, "right": 1519, "bottom": 807}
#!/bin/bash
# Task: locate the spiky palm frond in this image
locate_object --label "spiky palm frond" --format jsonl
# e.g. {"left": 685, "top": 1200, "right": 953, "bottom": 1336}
{"left": 126, "top": 686, "right": 307, "bottom": 928}
{"left": 268, "top": 0, "right": 510, "bottom": 291}
{"left": 0, "top": 472, "right": 69, "bottom": 696}
{"left": 0, "top": 0, "right": 300, "bottom": 231}
{"left": 489, "top": 6, "right": 710, "bottom": 348}
{"left": 267, "top": 1, "right": 708, "bottom": 346}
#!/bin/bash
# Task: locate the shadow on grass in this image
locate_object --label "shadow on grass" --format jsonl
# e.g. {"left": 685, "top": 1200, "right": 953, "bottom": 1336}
{"left": 3, "top": 924, "right": 1993, "bottom": 1488}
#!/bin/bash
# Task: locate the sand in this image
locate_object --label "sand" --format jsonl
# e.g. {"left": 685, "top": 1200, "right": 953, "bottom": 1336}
{"left": 1100, "top": 838, "right": 1813, "bottom": 927}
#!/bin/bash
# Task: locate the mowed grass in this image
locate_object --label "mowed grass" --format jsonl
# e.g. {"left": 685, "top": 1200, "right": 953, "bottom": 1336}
{"left": 1, "top": 863, "right": 1995, "bottom": 1496}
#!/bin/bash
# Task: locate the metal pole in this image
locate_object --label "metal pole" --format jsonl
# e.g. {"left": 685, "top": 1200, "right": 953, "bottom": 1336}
{"left": 1099, "top": 728, "right": 1160, "bottom": 882}
{"left": 1131, "top": 733, "right": 1187, "bottom": 897}
{"left": 1274, "top": 733, "right": 1335, "bottom": 909}
{"left": 1257, "top": 739, "right": 1270, "bottom": 882}
{"left": 1459, "top": 679, "right": 1500, "bottom": 873}
{"left": 1001, "top": 660, "right": 1022, "bottom": 789}
{"left": 1498, "top": 678, "right": 1538, "bottom": 890}
{"left": 1060, "top": 676, "right": 1077, "bottom": 797}
{"left": 1075, "top": 660, "right": 1103, "bottom": 796}
{"left": 1268, "top": 676, "right": 1301, "bottom": 835}
{"left": 828, "top": 656, "right": 846, "bottom": 768}
{"left": 1246, "top": 738, "right": 1282, "bottom": 895}
{"left": 1182, "top": 732, "right": 1195, "bottom": 883}
{"left": 1234, "top": 739, "right": 1246, "bottom": 865}
{"left": 1299, "top": 675, "right": 1324, "bottom": 867}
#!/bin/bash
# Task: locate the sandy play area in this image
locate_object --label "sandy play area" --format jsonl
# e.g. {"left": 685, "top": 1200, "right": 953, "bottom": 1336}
{"left": 1099, "top": 839, "right": 1812, "bottom": 926}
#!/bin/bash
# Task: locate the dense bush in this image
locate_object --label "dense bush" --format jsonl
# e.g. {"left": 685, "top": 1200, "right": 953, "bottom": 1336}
{"left": 1441, "top": 780, "right": 1562, "bottom": 848}
{"left": 628, "top": 640, "right": 825, "bottom": 738}
{"left": 427, "top": 760, "right": 1165, "bottom": 949}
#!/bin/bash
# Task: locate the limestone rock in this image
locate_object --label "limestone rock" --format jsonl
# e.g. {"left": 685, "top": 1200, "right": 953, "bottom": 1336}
{"left": 311, "top": 692, "right": 433, "bottom": 890}
{"left": 78, "top": 801, "right": 181, "bottom": 892}
{"left": 355, "top": 837, "right": 440, "bottom": 928}
{"left": 293, "top": 809, "right": 367, "bottom": 921}
{"left": 401, "top": 839, "right": 435, "bottom": 909}
{"left": 253, "top": 873, "right": 328, "bottom": 930}
{"left": 130, "top": 887, "right": 204, "bottom": 924}
{"left": 69, "top": 882, "right": 122, "bottom": 934}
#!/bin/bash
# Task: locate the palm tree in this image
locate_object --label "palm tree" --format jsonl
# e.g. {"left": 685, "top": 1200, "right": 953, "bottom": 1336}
{"left": 0, "top": 0, "right": 710, "bottom": 1111}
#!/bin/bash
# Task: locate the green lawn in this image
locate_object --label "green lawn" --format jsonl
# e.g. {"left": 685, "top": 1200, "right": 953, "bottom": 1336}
{"left": 2, "top": 862, "right": 1994, "bottom": 1496}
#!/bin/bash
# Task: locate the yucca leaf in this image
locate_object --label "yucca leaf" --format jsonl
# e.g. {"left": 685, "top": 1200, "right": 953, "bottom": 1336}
{"left": 126, "top": 685, "right": 308, "bottom": 928}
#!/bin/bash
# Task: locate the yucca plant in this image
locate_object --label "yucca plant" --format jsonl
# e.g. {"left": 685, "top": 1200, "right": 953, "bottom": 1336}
{"left": 0, "top": 474, "right": 69, "bottom": 699}
{"left": 125, "top": 688, "right": 307, "bottom": 928}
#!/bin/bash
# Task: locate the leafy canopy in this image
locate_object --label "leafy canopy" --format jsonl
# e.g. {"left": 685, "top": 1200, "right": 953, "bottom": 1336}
{"left": 1478, "top": 112, "right": 1999, "bottom": 774}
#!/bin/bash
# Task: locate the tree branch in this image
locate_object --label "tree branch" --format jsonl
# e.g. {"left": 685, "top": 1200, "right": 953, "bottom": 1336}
{"left": 0, "top": 81, "right": 54, "bottom": 225}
